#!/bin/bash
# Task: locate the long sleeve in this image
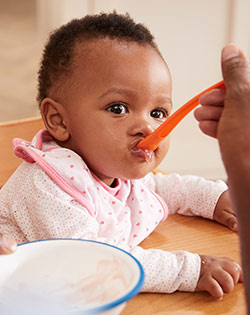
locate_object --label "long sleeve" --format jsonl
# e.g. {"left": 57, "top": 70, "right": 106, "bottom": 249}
{"left": 0, "top": 163, "right": 101, "bottom": 244}
{"left": 144, "top": 172, "right": 228, "bottom": 219}
{"left": 131, "top": 246, "right": 200, "bottom": 292}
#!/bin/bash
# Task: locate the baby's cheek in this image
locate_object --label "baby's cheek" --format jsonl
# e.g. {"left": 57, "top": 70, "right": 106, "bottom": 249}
{"left": 156, "top": 137, "right": 170, "bottom": 161}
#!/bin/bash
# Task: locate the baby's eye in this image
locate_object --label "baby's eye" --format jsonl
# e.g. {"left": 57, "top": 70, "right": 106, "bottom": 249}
{"left": 151, "top": 108, "right": 168, "bottom": 120}
{"left": 107, "top": 103, "right": 128, "bottom": 115}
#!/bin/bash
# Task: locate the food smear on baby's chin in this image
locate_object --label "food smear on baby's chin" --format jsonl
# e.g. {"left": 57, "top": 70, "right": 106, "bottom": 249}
{"left": 131, "top": 148, "right": 153, "bottom": 162}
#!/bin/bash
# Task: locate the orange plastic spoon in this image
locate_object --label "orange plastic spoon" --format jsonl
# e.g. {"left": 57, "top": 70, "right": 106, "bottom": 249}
{"left": 136, "top": 80, "right": 226, "bottom": 152}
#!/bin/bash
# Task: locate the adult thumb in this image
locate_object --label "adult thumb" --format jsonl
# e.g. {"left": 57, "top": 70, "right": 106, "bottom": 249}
{"left": 221, "top": 44, "right": 250, "bottom": 89}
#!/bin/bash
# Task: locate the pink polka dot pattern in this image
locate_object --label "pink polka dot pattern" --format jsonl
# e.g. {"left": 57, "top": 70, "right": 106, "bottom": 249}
{"left": 0, "top": 165, "right": 99, "bottom": 243}
{"left": 143, "top": 172, "right": 227, "bottom": 220}
{"left": 132, "top": 247, "right": 201, "bottom": 292}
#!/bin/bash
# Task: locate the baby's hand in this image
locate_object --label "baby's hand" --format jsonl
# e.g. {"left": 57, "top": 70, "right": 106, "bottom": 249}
{"left": 196, "top": 255, "right": 243, "bottom": 299}
{"left": 213, "top": 190, "right": 238, "bottom": 232}
{"left": 0, "top": 233, "right": 17, "bottom": 254}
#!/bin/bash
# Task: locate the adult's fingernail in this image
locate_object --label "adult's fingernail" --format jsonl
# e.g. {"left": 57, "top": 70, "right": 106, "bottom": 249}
{"left": 3, "top": 235, "right": 17, "bottom": 252}
{"left": 222, "top": 44, "right": 240, "bottom": 61}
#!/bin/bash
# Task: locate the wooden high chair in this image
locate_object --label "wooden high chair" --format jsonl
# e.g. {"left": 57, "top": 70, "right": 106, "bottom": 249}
{"left": 0, "top": 117, "right": 44, "bottom": 187}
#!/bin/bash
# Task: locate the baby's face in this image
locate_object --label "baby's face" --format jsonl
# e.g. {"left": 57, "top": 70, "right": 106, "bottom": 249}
{"left": 61, "top": 39, "right": 172, "bottom": 185}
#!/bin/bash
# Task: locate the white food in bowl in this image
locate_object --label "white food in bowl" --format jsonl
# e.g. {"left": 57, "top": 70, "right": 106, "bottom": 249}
{"left": 0, "top": 239, "right": 144, "bottom": 314}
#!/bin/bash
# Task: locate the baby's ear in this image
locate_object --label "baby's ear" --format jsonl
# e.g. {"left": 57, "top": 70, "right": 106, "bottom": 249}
{"left": 40, "top": 98, "right": 70, "bottom": 141}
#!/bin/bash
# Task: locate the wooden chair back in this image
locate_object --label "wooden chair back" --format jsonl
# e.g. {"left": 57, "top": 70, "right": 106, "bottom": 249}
{"left": 0, "top": 117, "right": 44, "bottom": 187}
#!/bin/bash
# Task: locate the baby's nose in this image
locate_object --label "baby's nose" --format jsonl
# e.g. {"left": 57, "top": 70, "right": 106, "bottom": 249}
{"left": 131, "top": 119, "right": 155, "bottom": 138}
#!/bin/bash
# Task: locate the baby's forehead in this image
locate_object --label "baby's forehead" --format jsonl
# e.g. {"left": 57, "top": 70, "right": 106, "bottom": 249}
{"left": 63, "top": 38, "right": 171, "bottom": 103}
{"left": 72, "top": 38, "right": 158, "bottom": 67}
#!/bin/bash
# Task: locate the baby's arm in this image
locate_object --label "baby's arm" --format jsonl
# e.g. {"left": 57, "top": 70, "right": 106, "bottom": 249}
{"left": 144, "top": 172, "right": 227, "bottom": 219}
{"left": 0, "top": 163, "right": 107, "bottom": 244}
{"left": 131, "top": 246, "right": 200, "bottom": 293}
{"left": 146, "top": 172, "right": 238, "bottom": 231}
{"left": 131, "top": 246, "right": 242, "bottom": 297}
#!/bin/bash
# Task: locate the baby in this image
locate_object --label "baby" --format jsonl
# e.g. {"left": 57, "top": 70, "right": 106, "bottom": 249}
{"left": 0, "top": 12, "right": 242, "bottom": 298}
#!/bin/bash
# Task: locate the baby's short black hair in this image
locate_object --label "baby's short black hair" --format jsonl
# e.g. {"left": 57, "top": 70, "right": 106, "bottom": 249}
{"left": 37, "top": 11, "right": 159, "bottom": 106}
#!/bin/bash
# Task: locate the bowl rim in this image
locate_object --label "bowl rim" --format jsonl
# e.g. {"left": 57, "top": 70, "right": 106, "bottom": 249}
{"left": 16, "top": 238, "right": 145, "bottom": 313}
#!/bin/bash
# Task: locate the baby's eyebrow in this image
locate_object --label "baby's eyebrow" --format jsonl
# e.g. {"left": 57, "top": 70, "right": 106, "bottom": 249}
{"left": 156, "top": 96, "right": 173, "bottom": 109}
{"left": 98, "top": 88, "right": 136, "bottom": 99}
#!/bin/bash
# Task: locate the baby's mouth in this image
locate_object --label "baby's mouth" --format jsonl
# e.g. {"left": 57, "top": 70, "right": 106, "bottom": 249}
{"left": 131, "top": 146, "right": 154, "bottom": 162}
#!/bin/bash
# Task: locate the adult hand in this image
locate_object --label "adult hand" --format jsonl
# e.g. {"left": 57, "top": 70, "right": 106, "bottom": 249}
{"left": 194, "top": 44, "right": 250, "bottom": 169}
{"left": 0, "top": 233, "right": 17, "bottom": 254}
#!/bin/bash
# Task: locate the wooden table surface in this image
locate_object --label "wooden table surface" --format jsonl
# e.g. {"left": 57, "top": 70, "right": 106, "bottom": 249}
{"left": 122, "top": 214, "right": 246, "bottom": 315}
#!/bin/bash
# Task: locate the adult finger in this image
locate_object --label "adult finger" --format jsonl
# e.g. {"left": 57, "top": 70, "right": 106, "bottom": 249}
{"left": 198, "top": 120, "right": 218, "bottom": 138}
{"left": 194, "top": 105, "right": 223, "bottom": 122}
{"left": 199, "top": 88, "right": 226, "bottom": 107}
{"left": 221, "top": 45, "right": 250, "bottom": 95}
{"left": 194, "top": 89, "right": 225, "bottom": 139}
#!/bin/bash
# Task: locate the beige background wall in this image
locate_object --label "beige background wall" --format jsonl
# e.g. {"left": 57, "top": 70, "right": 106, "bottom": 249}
{"left": 1, "top": 0, "right": 250, "bottom": 180}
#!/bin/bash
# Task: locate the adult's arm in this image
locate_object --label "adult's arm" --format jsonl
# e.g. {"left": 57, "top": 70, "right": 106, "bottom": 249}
{"left": 219, "top": 45, "right": 250, "bottom": 309}
{"left": 195, "top": 44, "right": 250, "bottom": 309}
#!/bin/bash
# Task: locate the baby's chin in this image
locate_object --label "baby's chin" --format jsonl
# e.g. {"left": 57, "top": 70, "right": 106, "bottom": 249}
{"left": 120, "top": 162, "right": 161, "bottom": 180}
{"left": 128, "top": 153, "right": 166, "bottom": 179}
{"left": 91, "top": 147, "right": 166, "bottom": 184}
